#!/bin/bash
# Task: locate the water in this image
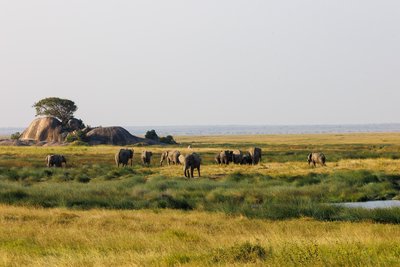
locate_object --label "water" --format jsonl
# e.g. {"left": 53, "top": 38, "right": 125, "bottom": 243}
{"left": 336, "top": 200, "right": 400, "bottom": 209}
{"left": 2, "top": 124, "right": 400, "bottom": 137}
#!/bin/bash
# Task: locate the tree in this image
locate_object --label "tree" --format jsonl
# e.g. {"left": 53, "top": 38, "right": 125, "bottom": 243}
{"left": 145, "top": 130, "right": 159, "bottom": 141}
{"left": 33, "top": 97, "right": 77, "bottom": 125}
{"left": 10, "top": 132, "right": 21, "bottom": 140}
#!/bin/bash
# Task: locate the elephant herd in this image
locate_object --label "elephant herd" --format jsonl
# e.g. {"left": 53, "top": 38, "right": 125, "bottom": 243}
{"left": 215, "top": 147, "right": 262, "bottom": 165}
{"left": 115, "top": 149, "right": 201, "bottom": 178}
{"left": 45, "top": 148, "right": 326, "bottom": 178}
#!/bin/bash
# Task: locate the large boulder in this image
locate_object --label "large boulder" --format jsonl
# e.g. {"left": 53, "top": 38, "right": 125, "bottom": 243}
{"left": 86, "top": 126, "right": 157, "bottom": 145}
{"left": 20, "top": 117, "right": 64, "bottom": 143}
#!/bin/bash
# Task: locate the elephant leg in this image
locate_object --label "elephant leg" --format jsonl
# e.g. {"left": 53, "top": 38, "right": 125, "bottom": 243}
{"left": 190, "top": 167, "right": 194, "bottom": 178}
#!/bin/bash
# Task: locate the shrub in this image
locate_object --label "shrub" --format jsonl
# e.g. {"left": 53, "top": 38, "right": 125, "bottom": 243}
{"left": 66, "top": 130, "right": 88, "bottom": 143}
{"left": 10, "top": 132, "right": 21, "bottom": 140}
{"left": 145, "top": 130, "right": 159, "bottom": 141}
{"left": 159, "top": 135, "right": 177, "bottom": 144}
{"left": 76, "top": 174, "right": 91, "bottom": 183}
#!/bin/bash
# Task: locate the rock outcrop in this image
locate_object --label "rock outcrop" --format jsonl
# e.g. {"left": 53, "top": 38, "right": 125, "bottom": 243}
{"left": 86, "top": 126, "right": 158, "bottom": 146}
{"left": 9, "top": 117, "right": 159, "bottom": 146}
{"left": 19, "top": 117, "right": 64, "bottom": 143}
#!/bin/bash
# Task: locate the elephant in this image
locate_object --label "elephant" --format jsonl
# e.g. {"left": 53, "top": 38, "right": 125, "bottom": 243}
{"left": 178, "top": 155, "right": 185, "bottom": 165}
{"left": 241, "top": 153, "right": 252, "bottom": 165}
{"left": 232, "top": 150, "right": 243, "bottom": 164}
{"left": 183, "top": 153, "right": 201, "bottom": 178}
{"left": 249, "top": 147, "right": 262, "bottom": 164}
{"left": 218, "top": 150, "right": 233, "bottom": 165}
{"left": 215, "top": 153, "right": 221, "bottom": 164}
{"left": 308, "top": 152, "right": 326, "bottom": 167}
{"left": 141, "top": 151, "right": 153, "bottom": 166}
{"left": 160, "top": 150, "right": 181, "bottom": 166}
{"left": 115, "top": 149, "right": 134, "bottom": 167}
{"left": 46, "top": 154, "right": 67, "bottom": 167}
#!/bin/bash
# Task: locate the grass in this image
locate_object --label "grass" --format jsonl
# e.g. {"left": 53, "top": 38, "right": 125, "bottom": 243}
{"left": 1, "top": 205, "right": 400, "bottom": 266}
{"left": 1, "top": 133, "right": 400, "bottom": 265}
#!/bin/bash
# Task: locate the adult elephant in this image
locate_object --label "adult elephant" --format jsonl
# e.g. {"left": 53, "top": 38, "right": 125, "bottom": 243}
{"left": 115, "top": 149, "right": 134, "bottom": 167}
{"left": 160, "top": 150, "right": 181, "bottom": 166}
{"left": 241, "top": 153, "right": 252, "bottom": 165}
{"left": 178, "top": 155, "right": 185, "bottom": 165}
{"left": 218, "top": 150, "right": 233, "bottom": 165}
{"left": 46, "top": 154, "right": 67, "bottom": 167}
{"left": 183, "top": 153, "right": 201, "bottom": 178}
{"left": 141, "top": 151, "right": 153, "bottom": 166}
{"left": 249, "top": 147, "right": 262, "bottom": 165}
{"left": 307, "top": 152, "right": 326, "bottom": 167}
{"left": 215, "top": 153, "right": 221, "bottom": 164}
{"left": 232, "top": 150, "right": 243, "bottom": 164}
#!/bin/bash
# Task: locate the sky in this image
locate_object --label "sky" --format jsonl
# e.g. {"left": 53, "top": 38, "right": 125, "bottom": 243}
{"left": 0, "top": 1, "right": 399, "bottom": 127}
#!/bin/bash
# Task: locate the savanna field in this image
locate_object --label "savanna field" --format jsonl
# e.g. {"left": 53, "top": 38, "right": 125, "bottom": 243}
{"left": 1, "top": 133, "right": 400, "bottom": 266}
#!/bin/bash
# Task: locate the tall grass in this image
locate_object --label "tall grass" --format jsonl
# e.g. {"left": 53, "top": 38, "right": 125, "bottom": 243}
{"left": 1, "top": 205, "right": 400, "bottom": 266}
{"left": 1, "top": 133, "right": 400, "bottom": 223}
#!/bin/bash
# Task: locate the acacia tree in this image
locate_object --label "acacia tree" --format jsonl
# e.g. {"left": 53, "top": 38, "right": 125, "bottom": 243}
{"left": 33, "top": 97, "right": 77, "bottom": 125}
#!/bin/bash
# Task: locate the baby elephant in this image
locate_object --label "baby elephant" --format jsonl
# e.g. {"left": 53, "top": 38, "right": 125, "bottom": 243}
{"left": 46, "top": 154, "right": 67, "bottom": 167}
{"left": 141, "top": 151, "right": 153, "bottom": 166}
{"left": 307, "top": 152, "right": 326, "bottom": 167}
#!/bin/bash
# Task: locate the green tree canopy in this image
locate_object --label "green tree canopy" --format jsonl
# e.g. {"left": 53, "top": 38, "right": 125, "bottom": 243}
{"left": 33, "top": 97, "right": 77, "bottom": 124}
{"left": 145, "top": 130, "right": 159, "bottom": 141}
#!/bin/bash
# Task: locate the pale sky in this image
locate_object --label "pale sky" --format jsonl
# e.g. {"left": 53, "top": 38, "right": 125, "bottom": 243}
{"left": 0, "top": 1, "right": 399, "bottom": 127}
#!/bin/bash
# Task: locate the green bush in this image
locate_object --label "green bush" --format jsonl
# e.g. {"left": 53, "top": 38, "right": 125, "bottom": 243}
{"left": 10, "top": 132, "right": 21, "bottom": 140}
{"left": 145, "top": 130, "right": 159, "bottom": 141}
{"left": 65, "top": 130, "right": 88, "bottom": 143}
{"left": 76, "top": 174, "right": 91, "bottom": 183}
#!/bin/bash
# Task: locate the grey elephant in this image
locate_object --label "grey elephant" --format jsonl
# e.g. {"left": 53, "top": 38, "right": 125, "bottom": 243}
{"left": 115, "top": 149, "right": 134, "bottom": 167}
{"left": 232, "top": 150, "right": 243, "bottom": 164}
{"left": 218, "top": 150, "right": 233, "bottom": 165}
{"left": 183, "top": 153, "right": 201, "bottom": 178}
{"left": 249, "top": 147, "right": 262, "bottom": 164}
{"left": 241, "top": 153, "right": 252, "bottom": 165}
{"left": 46, "top": 154, "right": 67, "bottom": 167}
{"left": 141, "top": 150, "right": 153, "bottom": 166}
{"left": 160, "top": 150, "right": 181, "bottom": 166}
{"left": 308, "top": 152, "right": 326, "bottom": 167}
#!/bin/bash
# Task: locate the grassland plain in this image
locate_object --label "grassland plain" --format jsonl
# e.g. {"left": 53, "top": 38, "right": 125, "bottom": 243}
{"left": 1, "top": 133, "right": 400, "bottom": 265}
{"left": 1, "top": 205, "right": 400, "bottom": 266}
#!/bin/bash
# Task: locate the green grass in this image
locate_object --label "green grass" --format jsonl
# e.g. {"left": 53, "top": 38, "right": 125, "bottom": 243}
{"left": 1, "top": 133, "right": 400, "bottom": 223}
{"left": 1, "top": 133, "right": 400, "bottom": 265}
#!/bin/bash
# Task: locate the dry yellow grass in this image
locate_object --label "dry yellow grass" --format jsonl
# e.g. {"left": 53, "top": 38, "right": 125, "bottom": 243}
{"left": 176, "top": 132, "right": 400, "bottom": 145}
{"left": 1, "top": 133, "right": 400, "bottom": 266}
{"left": 1, "top": 205, "right": 400, "bottom": 266}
